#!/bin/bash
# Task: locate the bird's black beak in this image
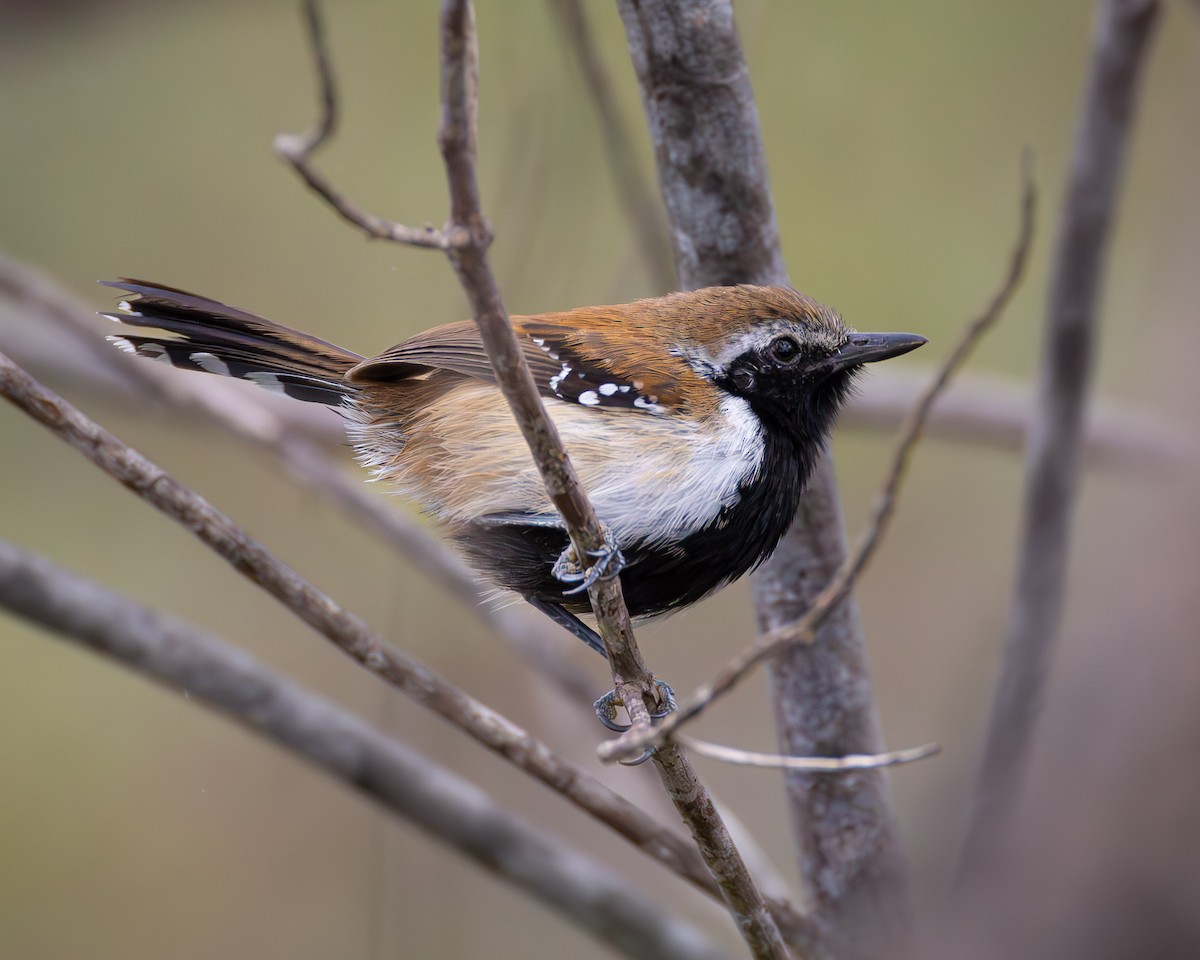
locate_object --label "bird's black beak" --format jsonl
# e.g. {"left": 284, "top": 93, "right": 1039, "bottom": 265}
{"left": 826, "top": 332, "right": 927, "bottom": 373}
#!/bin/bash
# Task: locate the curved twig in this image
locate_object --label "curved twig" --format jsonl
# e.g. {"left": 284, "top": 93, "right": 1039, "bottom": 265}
{"left": 599, "top": 163, "right": 1036, "bottom": 763}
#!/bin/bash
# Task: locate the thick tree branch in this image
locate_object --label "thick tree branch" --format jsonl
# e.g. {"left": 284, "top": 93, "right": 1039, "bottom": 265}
{"left": 0, "top": 541, "right": 728, "bottom": 960}
{"left": 959, "top": 0, "right": 1162, "bottom": 881}
{"left": 614, "top": 2, "right": 899, "bottom": 955}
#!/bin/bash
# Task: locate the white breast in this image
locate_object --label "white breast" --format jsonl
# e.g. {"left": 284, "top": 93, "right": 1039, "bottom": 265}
{"left": 348, "top": 385, "right": 767, "bottom": 548}
{"left": 578, "top": 395, "right": 765, "bottom": 548}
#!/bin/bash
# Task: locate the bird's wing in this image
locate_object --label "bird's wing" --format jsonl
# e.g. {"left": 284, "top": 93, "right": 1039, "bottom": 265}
{"left": 347, "top": 314, "right": 692, "bottom": 414}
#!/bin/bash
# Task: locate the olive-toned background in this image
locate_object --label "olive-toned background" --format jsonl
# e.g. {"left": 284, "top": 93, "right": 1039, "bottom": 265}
{"left": 2, "top": 2, "right": 1198, "bottom": 958}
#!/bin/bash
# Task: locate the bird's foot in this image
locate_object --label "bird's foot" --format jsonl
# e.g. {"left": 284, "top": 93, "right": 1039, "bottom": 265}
{"left": 553, "top": 531, "right": 625, "bottom": 596}
{"left": 594, "top": 679, "right": 677, "bottom": 766}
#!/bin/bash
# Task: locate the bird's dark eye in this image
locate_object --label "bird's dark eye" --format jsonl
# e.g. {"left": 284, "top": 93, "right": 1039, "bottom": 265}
{"left": 769, "top": 335, "right": 800, "bottom": 363}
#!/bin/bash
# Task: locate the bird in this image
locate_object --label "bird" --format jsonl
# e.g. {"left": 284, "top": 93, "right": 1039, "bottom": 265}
{"left": 102, "top": 279, "right": 924, "bottom": 680}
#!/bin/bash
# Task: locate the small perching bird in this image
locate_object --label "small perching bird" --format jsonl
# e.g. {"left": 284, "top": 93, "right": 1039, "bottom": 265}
{"left": 103, "top": 280, "right": 924, "bottom": 670}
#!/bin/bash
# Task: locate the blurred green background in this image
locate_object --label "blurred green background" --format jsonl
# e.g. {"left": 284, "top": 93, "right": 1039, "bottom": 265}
{"left": 2, "top": 2, "right": 1198, "bottom": 958}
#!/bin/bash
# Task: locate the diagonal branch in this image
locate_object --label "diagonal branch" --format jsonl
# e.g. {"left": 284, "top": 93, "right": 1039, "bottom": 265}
{"left": 434, "top": 4, "right": 792, "bottom": 956}
{"left": 0, "top": 350, "right": 814, "bottom": 941}
{"left": 0, "top": 252, "right": 598, "bottom": 704}
{"left": 598, "top": 167, "right": 1035, "bottom": 760}
{"left": 0, "top": 541, "right": 729, "bottom": 960}
{"left": 271, "top": 4, "right": 798, "bottom": 955}
{"left": 958, "top": 0, "right": 1162, "bottom": 882}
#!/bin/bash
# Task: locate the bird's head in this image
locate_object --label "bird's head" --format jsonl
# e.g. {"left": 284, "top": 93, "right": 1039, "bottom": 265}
{"left": 668, "top": 285, "right": 926, "bottom": 446}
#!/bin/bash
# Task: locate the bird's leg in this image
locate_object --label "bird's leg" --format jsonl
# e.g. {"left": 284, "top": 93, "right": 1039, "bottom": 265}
{"left": 526, "top": 597, "right": 608, "bottom": 659}
{"left": 593, "top": 681, "right": 677, "bottom": 766}
{"left": 593, "top": 681, "right": 677, "bottom": 731}
{"left": 525, "top": 596, "right": 676, "bottom": 767}
{"left": 552, "top": 529, "right": 626, "bottom": 596}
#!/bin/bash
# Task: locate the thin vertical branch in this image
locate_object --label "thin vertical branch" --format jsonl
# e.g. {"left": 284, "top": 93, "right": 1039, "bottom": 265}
{"left": 432, "top": 0, "right": 657, "bottom": 732}
{"left": 435, "top": 7, "right": 793, "bottom": 957}
{"left": 959, "top": 0, "right": 1161, "bottom": 880}
{"left": 283, "top": 3, "right": 796, "bottom": 954}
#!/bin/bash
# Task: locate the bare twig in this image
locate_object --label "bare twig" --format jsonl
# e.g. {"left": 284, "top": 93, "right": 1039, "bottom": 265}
{"left": 959, "top": 0, "right": 1162, "bottom": 881}
{"left": 431, "top": 5, "right": 792, "bottom": 956}
{"left": 0, "top": 351, "right": 813, "bottom": 935}
{"left": 680, "top": 738, "right": 941, "bottom": 772}
{"left": 275, "top": 0, "right": 661, "bottom": 732}
{"left": 0, "top": 541, "right": 729, "bottom": 960}
{"left": 270, "top": 5, "right": 797, "bottom": 955}
{"left": 547, "top": 0, "right": 675, "bottom": 291}
{"left": 273, "top": 0, "right": 448, "bottom": 247}
{"left": 599, "top": 165, "right": 1036, "bottom": 760}
{"left": 430, "top": 0, "right": 652, "bottom": 713}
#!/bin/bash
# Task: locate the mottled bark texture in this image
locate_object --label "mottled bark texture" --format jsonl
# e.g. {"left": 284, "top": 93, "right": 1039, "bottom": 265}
{"left": 617, "top": 2, "right": 908, "bottom": 957}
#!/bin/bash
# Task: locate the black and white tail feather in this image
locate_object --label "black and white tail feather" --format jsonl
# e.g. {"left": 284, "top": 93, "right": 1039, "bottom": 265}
{"left": 101, "top": 279, "right": 362, "bottom": 406}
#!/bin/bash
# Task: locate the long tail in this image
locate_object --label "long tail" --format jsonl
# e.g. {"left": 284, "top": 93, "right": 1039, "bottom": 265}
{"left": 100, "top": 279, "right": 363, "bottom": 405}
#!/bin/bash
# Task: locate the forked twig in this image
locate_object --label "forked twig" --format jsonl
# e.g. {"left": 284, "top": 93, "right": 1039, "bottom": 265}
{"left": 600, "top": 162, "right": 1037, "bottom": 764}
{"left": 273, "top": 0, "right": 448, "bottom": 247}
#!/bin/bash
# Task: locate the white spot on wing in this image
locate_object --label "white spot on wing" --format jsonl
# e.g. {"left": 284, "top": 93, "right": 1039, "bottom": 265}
{"left": 245, "top": 372, "right": 288, "bottom": 395}
{"left": 632, "top": 395, "right": 665, "bottom": 413}
{"left": 578, "top": 390, "right": 600, "bottom": 406}
{"left": 107, "top": 335, "right": 136, "bottom": 354}
{"left": 190, "top": 352, "right": 231, "bottom": 377}
{"left": 598, "top": 383, "right": 618, "bottom": 397}
{"left": 117, "top": 300, "right": 143, "bottom": 317}
{"left": 548, "top": 362, "right": 573, "bottom": 393}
